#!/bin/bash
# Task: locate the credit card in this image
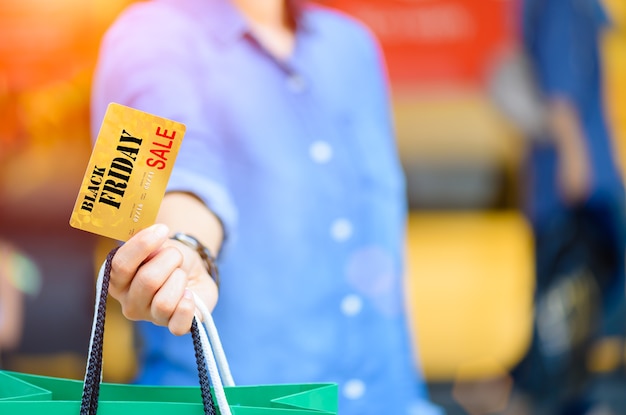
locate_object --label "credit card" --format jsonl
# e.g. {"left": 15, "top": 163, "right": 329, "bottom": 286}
{"left": 70, "top": 103, "right": 186, "bottom": 241}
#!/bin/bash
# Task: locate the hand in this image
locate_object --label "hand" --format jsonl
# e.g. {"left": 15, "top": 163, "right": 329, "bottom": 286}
{"left": 109, "top": 224, "right": 219, "bottom": 336}
{"left": 548, "top": 98, "right": 592, "bottom": 205}
{"left": 556, "top": 139, "right": 592, "bottom": 205}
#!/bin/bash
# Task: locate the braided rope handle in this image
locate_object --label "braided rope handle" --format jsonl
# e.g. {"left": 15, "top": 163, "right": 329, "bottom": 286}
{"left": 190, "top": 292, "right": 233, "bottom": 415}
{"left": 80, "top": 247, "right": 232, "bottom": 415}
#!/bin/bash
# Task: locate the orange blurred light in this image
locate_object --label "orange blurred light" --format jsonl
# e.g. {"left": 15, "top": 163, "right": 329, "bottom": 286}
{"left": 0, "top": 0, "right": 135, "bottom": 90}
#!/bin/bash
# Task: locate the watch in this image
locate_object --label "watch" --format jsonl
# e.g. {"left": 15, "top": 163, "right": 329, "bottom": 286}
{"left": 170, "top": 232, "right": 220, "bottom": 289}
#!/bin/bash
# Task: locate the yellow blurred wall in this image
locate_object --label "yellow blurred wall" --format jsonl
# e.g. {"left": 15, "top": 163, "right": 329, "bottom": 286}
{"left": 602, "top": 0, "right": 626, "bottom": 181}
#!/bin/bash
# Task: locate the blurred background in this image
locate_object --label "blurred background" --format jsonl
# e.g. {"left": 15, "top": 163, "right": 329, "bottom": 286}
{"left": 1, "top": 0, "right": 625, "bottom": 413}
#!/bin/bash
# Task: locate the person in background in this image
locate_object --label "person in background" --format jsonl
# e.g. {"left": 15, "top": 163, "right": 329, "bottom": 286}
{"left": 0, "top": 239, "right": 41, "bottom": 363}
{"left": 492, "top": 0, "right": 626, "bottom": 413}
{"left": 90, "top": 0, "right": 442, "bottom": 414}
{"left": 0, "top": 242, "right": 24, "bottom": 356}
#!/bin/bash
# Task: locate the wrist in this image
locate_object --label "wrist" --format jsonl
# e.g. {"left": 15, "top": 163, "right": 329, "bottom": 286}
{"left": 170, "top": 232, "right": 220, "bottom": 290}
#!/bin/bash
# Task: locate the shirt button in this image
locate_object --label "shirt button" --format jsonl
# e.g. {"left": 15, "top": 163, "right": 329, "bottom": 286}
{"left": 341, "top": 294, "right": 363, "bottom": 316}
{"left": 287, "top": 73, "right": 306, "bottom": 93}
{"left": 330, "top": 218, "right": 352, "bottom": 241}
{"left": 309, "top": 140, "right": 333, "bottom": 164}
{"left": 343, "top": 379, "right": 366, "bottom": 400}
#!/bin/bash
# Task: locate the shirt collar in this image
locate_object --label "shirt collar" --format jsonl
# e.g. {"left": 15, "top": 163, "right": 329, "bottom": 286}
{"left": 159, "top": 0, "right": 249, "bottom": 46}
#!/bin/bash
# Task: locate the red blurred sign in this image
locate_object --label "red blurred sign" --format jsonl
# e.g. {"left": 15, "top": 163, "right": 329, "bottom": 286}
{"left": 324, "top": 0, "right": 515, "bottom": 88}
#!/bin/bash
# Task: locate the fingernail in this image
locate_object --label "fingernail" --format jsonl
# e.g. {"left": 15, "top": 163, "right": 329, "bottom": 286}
{"left": 184, "top": 289, "right": 194, "bottom": 300}
{"left": 152, "top": 224, "right": 169, "bottom": 239}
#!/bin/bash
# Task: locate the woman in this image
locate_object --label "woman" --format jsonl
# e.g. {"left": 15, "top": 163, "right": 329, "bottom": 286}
{"left": 91, "top": 0, "right": 441, "bottom": 413}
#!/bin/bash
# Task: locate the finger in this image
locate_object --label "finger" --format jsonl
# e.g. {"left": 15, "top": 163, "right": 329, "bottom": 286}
{"left": 111, "top": 224, "right": 170, "bottom": 293}
{"left": 123, "top": 246, "right": 183, "bottom": 321}
{"left": 150, "top": 267, "right": 188, "bottom": 326}
{"left": 168, "top": 289, "right": 197, "bottom": 336}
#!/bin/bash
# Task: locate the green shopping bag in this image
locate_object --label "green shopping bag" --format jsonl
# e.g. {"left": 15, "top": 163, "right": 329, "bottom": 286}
{"left": 0, "top": 370, "right": 337, "bottom": 414}
{"left": 0, "top": 249, "right": 337, "bottom": 415}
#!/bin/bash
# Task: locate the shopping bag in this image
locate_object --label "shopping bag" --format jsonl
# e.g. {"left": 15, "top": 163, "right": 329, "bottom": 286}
{"left": 0, "top": 370, "right": 337, "bottom": 414}
{"left": 0, "top": 248, "right": 338, "bottom": 415}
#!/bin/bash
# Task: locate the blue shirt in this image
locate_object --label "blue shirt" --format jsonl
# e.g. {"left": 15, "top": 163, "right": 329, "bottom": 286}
{"left": 521, "top": 0, "right": 624, "bottom": 225}
{"left": 91, "top": 1, "right": 441, "bottom": 414}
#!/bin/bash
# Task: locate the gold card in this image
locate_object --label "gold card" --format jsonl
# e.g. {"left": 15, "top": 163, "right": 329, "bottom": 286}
{"left": 70, "top": 103, "right": 186, "bottom": 241}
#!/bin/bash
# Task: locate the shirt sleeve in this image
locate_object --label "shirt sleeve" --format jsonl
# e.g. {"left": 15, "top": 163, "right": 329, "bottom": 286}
{"left": 348, "top": 19, "right": 406, "bottom": 201}
{"left": 525, "top": 0, "right": 576, "bottom": 98}
{"left": 523, "top": 0, "right": 605, "bottom": 100}
{"left": 91, "top": 3, "right": 238, "bottom": 248}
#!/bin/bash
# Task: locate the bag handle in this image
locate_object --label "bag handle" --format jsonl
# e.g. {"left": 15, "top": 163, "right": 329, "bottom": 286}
{"left": 189, "top": 291, "right": 233, "bottom": 415}
{"left": 80, "top": 247, "right": 233, "bottom": 415}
